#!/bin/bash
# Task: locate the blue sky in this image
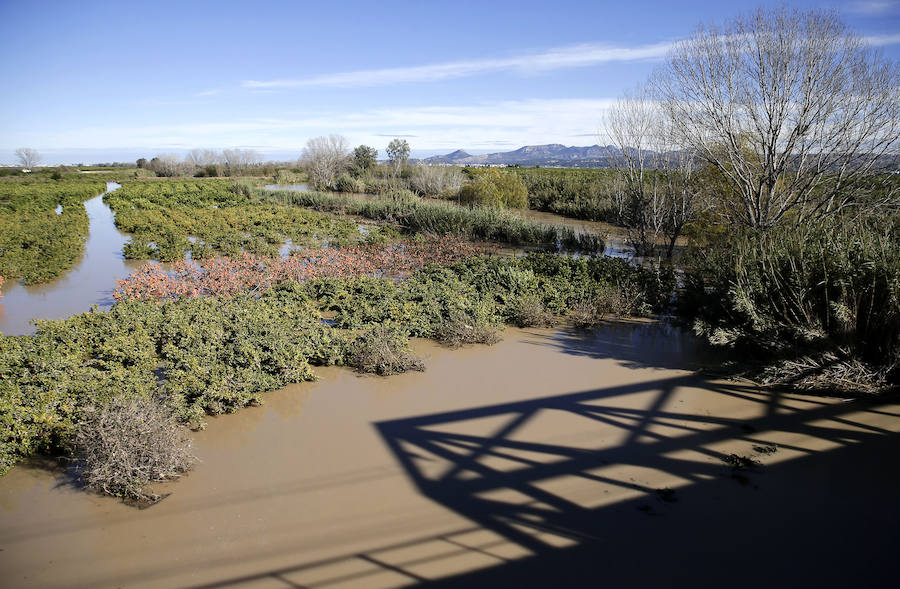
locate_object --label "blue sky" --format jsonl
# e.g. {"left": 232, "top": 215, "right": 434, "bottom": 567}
{"left": 1, "top": 0, "right": 898, "bottom": 163}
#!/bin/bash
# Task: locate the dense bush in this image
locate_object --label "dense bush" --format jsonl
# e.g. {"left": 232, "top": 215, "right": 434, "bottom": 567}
{"left": 74, "top": 397, "right": 196, "bottom": 502}
{"left": 410, "top": 166, "right": 465, "bottom": 197}
{"left": 348, "top": 324, "right": 424, "bottom": 375}
{"left": 0, "top": 179, "right": 106, "bottom": 283}
{"left": 507, "top": 167, "right": 620, "bottom": 222}
{"left": 458, "top": 169, "right": 528, "bottom": 209}
{"left": 335, "top": 173, "right": 366, "bottom": 193}
{"left": 682, "top": 219, "right": 900, "bottom": 388}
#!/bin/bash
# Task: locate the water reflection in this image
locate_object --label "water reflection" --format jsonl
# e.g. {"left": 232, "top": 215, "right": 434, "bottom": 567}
{"left": 263, "top": 183, "right": 311, "bottom": 192}
{"left": 0, "top": 183, "right": 143, "bottom": 336}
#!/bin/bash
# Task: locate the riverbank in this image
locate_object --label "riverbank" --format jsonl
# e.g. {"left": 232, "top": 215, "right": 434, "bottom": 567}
{"left": 1, "top": 322, "right": 897, "bottom": 588}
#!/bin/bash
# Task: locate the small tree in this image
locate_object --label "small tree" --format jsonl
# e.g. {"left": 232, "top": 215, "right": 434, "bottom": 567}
{"left": 148, "top": 153, "right": 181, "bottom": 177}
{"left": 386, "top": 138, "right": 410, "bottom": 175}
{"left": 14, "top": 147, "right": 41, "bottom": 169}
{"left": 606, "top": 88, "right": 702, "bottom": 257}
{"left": 302, "top": 135, "right": 350, "bottom": 189}
{"left": 352, "top": 145, "right": 377, "bottom": 174}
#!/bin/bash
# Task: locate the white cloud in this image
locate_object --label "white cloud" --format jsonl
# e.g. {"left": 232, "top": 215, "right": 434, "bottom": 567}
{"left": 10, "top": 99, "right": 616, "bottom": 152}
{"left": 863, "top": 33, "right": 900, "bottom": 46}
{"left": 847, "top": 1, "right": 898, "bottom": 15}
{"left": 242, "top": 41, "right": 674, "bottom": 89}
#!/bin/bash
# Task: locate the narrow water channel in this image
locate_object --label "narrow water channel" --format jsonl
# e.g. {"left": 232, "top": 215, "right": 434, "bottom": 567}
{"left": 0, "top": 183, "right": 142, "bottom": 336}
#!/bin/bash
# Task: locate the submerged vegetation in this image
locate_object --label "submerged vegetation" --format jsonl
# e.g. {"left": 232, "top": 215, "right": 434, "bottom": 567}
{"left": 0, "top": 248, "right": 668, "bottom": 476}
{"left": 257, "top": 187, "right": 604, "bottom": 252}
{"left": 0, "top": 179, "right": 106, "bottom": 284}
{"left": 105, "top": 179, "right": 360, "bottom": 261}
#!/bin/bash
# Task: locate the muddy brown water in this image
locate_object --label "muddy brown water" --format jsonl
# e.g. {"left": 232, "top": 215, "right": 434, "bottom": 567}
{"left": 1, "top": 321, "right": 897, "bottom": 588}
{"left": 0, "top": 183, "right": 146, "bottom": 336}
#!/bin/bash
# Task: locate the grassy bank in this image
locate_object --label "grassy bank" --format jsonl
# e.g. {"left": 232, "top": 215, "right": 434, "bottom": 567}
{"left": 0, "top": 179, "right": 107, "bottom": 284}
{"left": 257, "top": 188, "right": 605, "bottom": 252}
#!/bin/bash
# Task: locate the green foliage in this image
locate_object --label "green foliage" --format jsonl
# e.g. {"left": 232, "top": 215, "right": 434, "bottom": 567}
{"left": 0, "top": 249, "right": 666, "bottom": 474}
{"left": 386, "top": 139, "right": 410, "bottom": 169}
{"left": 682, "top": 219, "right": 900, "bottom": 380}
{"left": 335, "top": 173, "right": 366, "bottom": 193}
{"left": 105, "top": 179, "right": 359, "bottom": 261}
{"left": 259, "top": 188, "right": 604, "bottom": 252}
{"left": 503, "top": 167, "right": 620, "bottom": 222}
{"left": 352, "top": 145, "right": 377, "bottom": 174}
{"left": 0, "top": 179, "right": 106, "bottom": 284}
{"left": 157, "top": 288, "right": 343, "bottom": 423}
{"left": 458, "top": 169, "right": 528, "bottom": 209}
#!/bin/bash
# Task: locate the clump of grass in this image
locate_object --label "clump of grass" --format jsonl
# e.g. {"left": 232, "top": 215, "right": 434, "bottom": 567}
{"left": 435, "top": 312, "right": 503, "bottom": 348}
{"left": 511, "top": 295, "right": 557, "bottom": 328}
{"left": 73, "top": 397, "right": 196, "bottom": 504}
{"left": 349, "top": 325, "right": 425, "bottom": 375}
{"left": 759, "top": 351, "right": 893, "bottom": 395}
{"left": 569, "top": 284, "right": 645, "bottom": 327}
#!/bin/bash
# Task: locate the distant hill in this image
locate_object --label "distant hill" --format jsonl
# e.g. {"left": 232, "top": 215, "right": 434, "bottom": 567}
{"left": 423, "top": 144, "right": 624, "bottom": 167}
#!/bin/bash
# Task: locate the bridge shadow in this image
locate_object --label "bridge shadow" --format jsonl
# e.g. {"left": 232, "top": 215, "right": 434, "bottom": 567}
{"left": 193, "top": 367, "right": 899, "bottom": 588}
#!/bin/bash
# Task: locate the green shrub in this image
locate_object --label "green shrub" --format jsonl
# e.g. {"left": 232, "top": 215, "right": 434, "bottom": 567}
{"left": 335, "top": 173, "right": 366, "bottom": 193}
{"left": 106, "top": 179, "right": 359, "bottom": 261}
{"left": 458, "top": 169, "right": 528, "bottom": 209}
{"left": 682, "top": 219, "right": 900, "bottom": 385}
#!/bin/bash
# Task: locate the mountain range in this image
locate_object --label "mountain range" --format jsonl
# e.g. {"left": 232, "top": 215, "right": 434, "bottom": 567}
{"left": 422, "top": 144, "right": 624, "bottom": 167}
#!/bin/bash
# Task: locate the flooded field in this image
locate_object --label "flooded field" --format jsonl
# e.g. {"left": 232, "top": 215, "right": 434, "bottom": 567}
{"left": 0, "top": 183, "right": 145, "bottom": 336}
{"left": 1, "top": 322, "right": 897, "bottom": 588}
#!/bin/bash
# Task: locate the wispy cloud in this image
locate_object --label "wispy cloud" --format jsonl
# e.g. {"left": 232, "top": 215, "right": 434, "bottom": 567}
{"left": 863, "top": 33, "right": 900, "bottom": 46}
{"left": 242, "top": 41, "right": 673, "bottom": 89}
{"left": 14, "top": 99, "right": 616, "bottom": 151}
{"left": 194, "top": 89, "right": 221, "bottom": 97}
{"left": 847, "top": 1, "right": 899, "bottom": 15}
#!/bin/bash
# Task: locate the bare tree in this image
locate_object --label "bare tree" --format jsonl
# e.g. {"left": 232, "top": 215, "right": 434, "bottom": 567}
{"left": 14, "top": 147, "right": 41, "bottom": 169}
{"left": 654, "top": 6, "right": 900, "bottom": 228}
{"left": 149, "top": 153, "right": 182, "bottom": 177}
{"left": 185, "top": 148, "right": 220, "bottom": 167}
{"left": 606, "top": 89, "right": 701, "bottom": 257}
{"left": 409, "top": 165, "right": 465, "bottom": 197}
{"left": 222, "top": 148, "right": 262, "bottom": 176}
{"left": 302, "top": 135, "right": 350, "bottom": 189}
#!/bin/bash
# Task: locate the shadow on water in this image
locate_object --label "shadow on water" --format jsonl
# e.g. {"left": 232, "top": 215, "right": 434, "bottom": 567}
{"left": 521, "top": 319, "right": 721, "bottom": 372}
{"left": 0, "top": 182, "right": 145, "bottom": 335}
{"left": 193, "top": 323, "right": 899, "bottom": 588}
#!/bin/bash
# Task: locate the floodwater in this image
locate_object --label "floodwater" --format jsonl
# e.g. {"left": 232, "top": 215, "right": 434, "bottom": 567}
{"left": 0, "top": 183, "right": 144, "bottom": 336}
{"left": 1, "top": 322, "right": 897, "bottom": 588}
{"left": 264, "top": 183, "right": 311, "bottom": 192}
